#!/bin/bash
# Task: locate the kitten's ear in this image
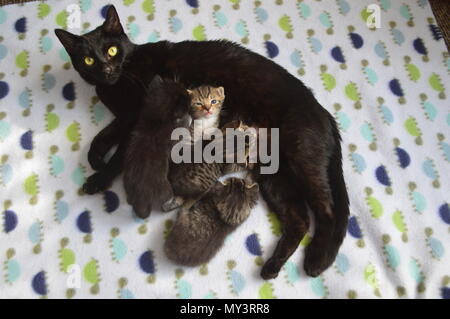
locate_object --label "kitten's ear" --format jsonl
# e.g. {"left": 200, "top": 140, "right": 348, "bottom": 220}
{"left": 186, "top": 89, "right": 193, "bottom": 96}
{"left": 244, "top": 175, "right": 258, "bottom": 190}
{"left": 54, "top": 29, "right": 80, "bottom": 54}
{"left": 148, "top": 75, "right": 164, "bottom": 92}
{"left": 216, "top": 86, "right": 225, "bottom": 97}
{"left": 102, "top": 5, "right": 124, "bottom": 35}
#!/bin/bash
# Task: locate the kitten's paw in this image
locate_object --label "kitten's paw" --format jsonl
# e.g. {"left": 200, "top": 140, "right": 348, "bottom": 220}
{"left": 303, "top": 246, "right": 331, "bottom": 278}
{"left": 82, "top": 172, "right": 112, "bottom": 194}
{"left": 127, "top": 195, "right": 152, "bottom": 219}
{"left": 260, "top": 258, "right": 282, "bottom": 280}
{"left": 161, "top": 197, "right": 183, "bottom": 212}
{"left": 87, "top": 149, "right": 106, "bottom": 171}
{"left": 131, "top": 203, "right": 152, "bottom": 219}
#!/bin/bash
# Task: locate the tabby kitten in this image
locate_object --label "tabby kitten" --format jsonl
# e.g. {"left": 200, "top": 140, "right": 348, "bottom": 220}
{"left": 164, "top": 177, "right": 259, "bottom": 267}
{"left": 188, "top": 85, "right": 225, "bottom": 140}
{"left": 163, "top": 121, "right": 254, "bottom": 212}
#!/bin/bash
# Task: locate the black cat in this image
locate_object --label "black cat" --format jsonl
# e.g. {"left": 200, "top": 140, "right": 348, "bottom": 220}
{"left": 55, "top": 5, "right": 349, "bottom": 279}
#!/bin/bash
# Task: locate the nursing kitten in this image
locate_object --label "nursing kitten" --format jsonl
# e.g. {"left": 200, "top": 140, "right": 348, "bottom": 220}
{"left": 188, "top": 85, "right": 225, "bottom": 140}
{"left": 123, "top": 76, "right": 190, "bottom": 218}
{"left": 55, "top": 5, "right": 349, "bottom": 278}
{"left": 163, "top": 121, "right": 254, "bottom": 212}
{"left": 164, "top": 177, "right": 259, "bottom": 266}
{"left": 162, "top": 85, "right": 226, "bottom": 212}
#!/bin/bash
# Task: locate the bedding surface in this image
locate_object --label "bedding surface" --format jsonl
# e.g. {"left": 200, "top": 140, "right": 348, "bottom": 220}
{"left": 0, "top": 0, "right": 449, "bottom": 299}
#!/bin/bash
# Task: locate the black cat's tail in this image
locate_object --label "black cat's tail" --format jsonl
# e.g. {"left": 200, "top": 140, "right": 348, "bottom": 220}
{"left": 326, "top": 120, "right": 350, "bottom": 262}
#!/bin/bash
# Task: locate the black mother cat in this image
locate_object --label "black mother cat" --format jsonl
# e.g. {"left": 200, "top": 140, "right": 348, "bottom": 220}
{"left": 55, "top": 5, "right": 349, "bottom": 279}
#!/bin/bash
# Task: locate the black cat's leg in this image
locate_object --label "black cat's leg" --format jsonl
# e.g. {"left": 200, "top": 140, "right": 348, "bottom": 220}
{"left": 284, "top": 115, "right": 349, "bottom": 277}
{"left": 303, "top": 190, "right": 335, "bottom": 277}
{"left": 288, "top": 156, "right": 337, "bottom": 277}
{"left": 261, "top": 203, "right": 309, "bottom": 280}
{"left": 83, "top": 137, "right": 128, "bottom": 194}
{"left": 259, "top": 173, "right": 310, "bottom": 280}
{"left": 88, "top": 118, "right": 122, "bottom": 170}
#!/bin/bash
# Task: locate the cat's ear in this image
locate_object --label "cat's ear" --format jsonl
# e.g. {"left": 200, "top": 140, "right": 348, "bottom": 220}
{"left": 54, "top": 29, "right": 80, "bottom": 54}
{"left": 186, "top": 89, "right": 193, "bottom": 96}
{"left": 216, "top": 86, "right": 225, "bottom": 97}
{"left": 102, "top": 5, "right": 124, "bottom": 35}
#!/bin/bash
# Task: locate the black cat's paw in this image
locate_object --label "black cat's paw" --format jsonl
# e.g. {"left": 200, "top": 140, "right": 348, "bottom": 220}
{"left": 161, "top": 197, "right": 183, "bottom": 212}
{"left": 260, "top": 258, "right": 282, "bottom": 280}
{"left": 87, "top": 149, "right": 106, "bottom": 171}
{"left": 303, "top": 246, "right": 331, "bottom": 278}
{"left": 82, "top": 172, "right": 112, "bottom": 195}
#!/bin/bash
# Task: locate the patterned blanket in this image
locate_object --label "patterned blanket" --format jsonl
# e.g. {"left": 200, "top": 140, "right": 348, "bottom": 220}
{"left": 0, "top": 0, "right": 449, "bottom": 299}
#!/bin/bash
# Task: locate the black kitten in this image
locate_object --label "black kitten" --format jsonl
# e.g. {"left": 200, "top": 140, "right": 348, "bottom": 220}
{"left": 123, "top": 76, "right": 190, "bottom": 218}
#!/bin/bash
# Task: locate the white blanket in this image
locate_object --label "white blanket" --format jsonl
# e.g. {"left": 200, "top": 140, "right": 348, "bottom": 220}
{"left": 0, "top": 0, "right": 449, "bottom": 298}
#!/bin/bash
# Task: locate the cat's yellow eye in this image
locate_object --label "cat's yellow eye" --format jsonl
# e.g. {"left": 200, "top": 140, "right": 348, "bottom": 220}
{"left": 84, "top": 56, "right": 94, "bottom": 66}
{"left": 108, "top": 46, "right": 118, "bottom": 57}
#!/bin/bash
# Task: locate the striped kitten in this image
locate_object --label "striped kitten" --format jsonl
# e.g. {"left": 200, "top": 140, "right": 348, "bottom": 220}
{"left": 164, "top": 177, "right": 259, "bottom": 267}
{"left": 188, "top": 85, "right": 225, "bottom": 140}
{"left": 162, "top": 121, "right": 254, "bottom": 212}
